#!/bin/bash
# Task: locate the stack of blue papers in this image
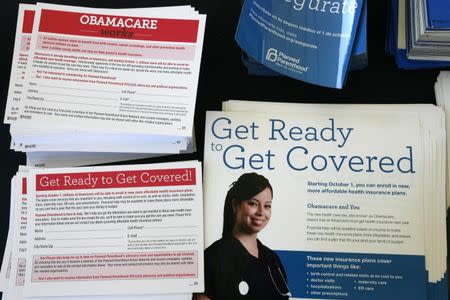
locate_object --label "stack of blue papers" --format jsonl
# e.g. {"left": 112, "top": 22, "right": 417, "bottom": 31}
{"left": 387, "top": 0, "right": 450, "bottom": 69}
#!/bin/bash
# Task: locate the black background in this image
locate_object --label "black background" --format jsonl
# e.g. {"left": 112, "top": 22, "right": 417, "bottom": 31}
{"left": 0, "top": 0, "right": 443, "bottom": 293}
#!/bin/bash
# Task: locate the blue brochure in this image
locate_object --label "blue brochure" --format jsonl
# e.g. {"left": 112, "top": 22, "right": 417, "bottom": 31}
{"left": 348, "top": 0, "right": 367, "bottom": 71}
{"left": 243, "top": 0, "right": 367, "bottom": 76}
{"left": 235, "top": 0, "right": 364, "bottom": 88}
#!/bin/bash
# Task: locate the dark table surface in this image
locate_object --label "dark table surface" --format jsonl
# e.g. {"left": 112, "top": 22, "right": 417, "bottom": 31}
{"left": 0, "top": 0, "right": 443, "bottom": 291}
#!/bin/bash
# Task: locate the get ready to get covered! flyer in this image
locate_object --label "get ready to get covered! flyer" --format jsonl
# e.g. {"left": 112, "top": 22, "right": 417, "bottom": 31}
{"left": 21, "top": 161, "right": 203, "bottom": 297}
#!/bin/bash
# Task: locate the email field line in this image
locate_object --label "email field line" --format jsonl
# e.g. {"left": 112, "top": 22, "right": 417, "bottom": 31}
{"left": 128, "top": 99, "right": 187, "bottom": 105}
{"left": 140, "top": 234, "right": 198, "bottom": 238}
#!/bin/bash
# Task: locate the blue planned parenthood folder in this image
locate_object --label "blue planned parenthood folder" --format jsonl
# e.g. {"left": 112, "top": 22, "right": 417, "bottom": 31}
{"left": 235, "top": 0, "right": 364, "bottom": 89}
{"left": 242, "top": 0, "right": 367, "bottom": 76}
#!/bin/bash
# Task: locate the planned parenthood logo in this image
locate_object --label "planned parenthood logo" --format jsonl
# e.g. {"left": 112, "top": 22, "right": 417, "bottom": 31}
{"left": 266, "top": 48, "right": 278, "bottom": 62}
{"left": 265, "top": 48, "right": 309, "bottom": 73}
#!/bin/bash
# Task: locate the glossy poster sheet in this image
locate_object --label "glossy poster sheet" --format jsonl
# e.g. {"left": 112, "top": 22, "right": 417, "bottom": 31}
{"left": 204, "top": 108, "right": 430, "bottom": 299}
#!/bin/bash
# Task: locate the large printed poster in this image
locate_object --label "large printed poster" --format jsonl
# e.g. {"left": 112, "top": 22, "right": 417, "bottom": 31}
{"left": 203, "top": 109, "right": 428, "bottom": 299}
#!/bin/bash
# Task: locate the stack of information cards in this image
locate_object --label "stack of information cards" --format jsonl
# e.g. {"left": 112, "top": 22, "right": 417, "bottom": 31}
{"left": 4, "top": 3, "right": 206, "bottom": 167}
{"left": 387, "top": 0, "right": 450, "bottom": 69}
{"left": 203, "top": 100, "right": 448, "bottom": 299}
{"left": 0, "top": 161, "right": 203, "bottom": 300}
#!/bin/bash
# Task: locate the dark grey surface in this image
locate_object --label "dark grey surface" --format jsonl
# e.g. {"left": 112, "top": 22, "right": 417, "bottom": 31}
{"left": 0, "top": 0, "right": 443, "bottom": 292}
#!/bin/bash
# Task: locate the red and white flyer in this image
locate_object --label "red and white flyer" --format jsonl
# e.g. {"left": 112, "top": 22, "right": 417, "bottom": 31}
{"left": 3, "top": 4, "right": 35, "bottom": 124}
{"left": 23, "top": 161, "right": 203, "bottom": 297}
{"left": 17, "top": 3, "right": 205, "bottom": 137}
{"left": 7, "top": 170, "right": 30, "bottom": 300}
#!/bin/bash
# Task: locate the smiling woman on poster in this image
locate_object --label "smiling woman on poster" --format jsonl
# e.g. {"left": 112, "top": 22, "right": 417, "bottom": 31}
{"left": 194, "top": 172, "right": 290, "bottom": 300}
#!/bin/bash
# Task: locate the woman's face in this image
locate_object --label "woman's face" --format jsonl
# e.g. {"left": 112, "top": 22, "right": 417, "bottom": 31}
{"left": 233, "top": 187, "right": 272, "bottom": 235}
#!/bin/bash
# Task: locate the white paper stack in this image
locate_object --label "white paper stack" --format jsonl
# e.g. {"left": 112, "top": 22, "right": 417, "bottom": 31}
{"left": 4, "top": 3, "right": 205, "bottom": 167}
{"left": 203, "top": 100, "right": 448, "bottom": 299}
{"left": 435, "top": 71, "right": 450, "bottom": 207}
{"left": 0, "top": 161, "right": 203, "bottom": 300}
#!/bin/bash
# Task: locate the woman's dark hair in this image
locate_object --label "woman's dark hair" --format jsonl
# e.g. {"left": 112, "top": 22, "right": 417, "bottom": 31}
{"left": 222, "top": 172, "right": 273, "bottom": 236}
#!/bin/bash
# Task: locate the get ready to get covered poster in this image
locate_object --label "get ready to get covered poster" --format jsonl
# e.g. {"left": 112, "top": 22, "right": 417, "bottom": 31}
{"left": 203, "top": 109, "right": 428, "bottom": 300}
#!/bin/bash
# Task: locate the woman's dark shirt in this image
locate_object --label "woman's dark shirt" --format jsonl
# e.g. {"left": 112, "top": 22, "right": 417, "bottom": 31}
{"left": 203, "top": 235, "right": 289, "bottom": 300}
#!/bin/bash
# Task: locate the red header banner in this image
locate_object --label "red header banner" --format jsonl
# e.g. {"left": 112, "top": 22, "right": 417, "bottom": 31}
{"left": 22, "top": 177, "right": 28, "bottom": 195}
{"left": 22, "top": 10, "right": 35, "bottom": 34}
{"left": 38, "top": 9, "right": 199, "bottom": 42}
{"left": 36, "top": 168, "right": 196, "bottom": 191}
